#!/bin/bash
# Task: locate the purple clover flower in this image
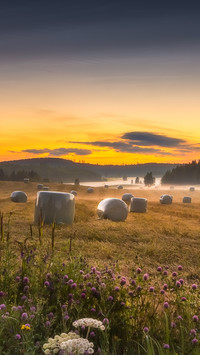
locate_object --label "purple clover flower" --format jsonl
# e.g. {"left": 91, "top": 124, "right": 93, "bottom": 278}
{"left": 190, "top": 329, "right": 197, "bottom": 336}
{"left": 163, "top": 344, "right": 170, "bottom": 349}
{"left": 172, "top": 272, "right": 177, "bottom": 277}
{"left": 44, "top": 281, "right": 50, "bottom": 287}
{"left": 143, "top": 273, "right": 149, "bottom": 281}
{"left": 103, "top": 318, "right": 109, "bottom": 325}
{"left": 136, "top": 268, "right": 142, "bottom": 274}
{"left": 192, "top": 284, "right": 198, "bottom": 290}
{"left": 163, "top": 302, "right": 169, "bottom": 309}
{"left": 143, "top": 327, "right": 149, "bottom": 333}
{"left": 15, "top": 334, "right": 21, "bottom": 340}
{"left": 23, "top": 277, "right": 29, "bottom": 284}
{"left": 21, "top": 312, "right": 28, "bottom": 320}
{"left": 157, "top": 266, "right": 162, "bottom": 272}
{"left": 192, "top": 338, "right": 198, "bottom": 345}
{"left": 177, "top": 265, "right": 183, "bottom": 271}
{"left": 193, "top": 315, "right": 199, "bottom": 322}
{"left": 114, "top": 287, "right": 120, "bottom": 292}
{"left": 181, "top": 297, "right": 186, "bottom": 302}
{"left": 107, "top": 296, "right": 113, "bottom": 302}
{"left": 176, "top": 281, "right": 181, "bottom": 287}
{"left": 149, "top": 286, "right": 154, "bottom": 292}
{"left": 45, "top": 320, "right": 50, "bottom": 327}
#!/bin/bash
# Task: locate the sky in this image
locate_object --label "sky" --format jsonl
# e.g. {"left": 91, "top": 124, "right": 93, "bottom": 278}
{"left": 1, "top": 0, "right": 200, "bottom": 165}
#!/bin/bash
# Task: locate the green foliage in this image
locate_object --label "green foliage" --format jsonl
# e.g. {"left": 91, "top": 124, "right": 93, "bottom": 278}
{"left": 144, "top": 172, "right": 155, "bottom": 186}
{"left": 162, "top": 160, "right": 200, "bottom": 184}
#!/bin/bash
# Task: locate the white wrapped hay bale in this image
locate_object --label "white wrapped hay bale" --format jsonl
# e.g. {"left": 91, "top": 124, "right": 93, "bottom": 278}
{"left": 160, "top": 194, "right": 173, "bottom": 204}
{"left": 189, "top": 187, "right": 195, "bottom": 192}
{"left": 97, "top": 198, "right": 128, "bottom": 222}
{"left": 130, "top": 197, "right": 147, "bottom": 213}
{"left": 87, "top": 187, "right": 94, "bottom": 193}
{"left": 70, "top": 190, "right": 78, "bottom": 196}
{"left": 10, "top": 191, "right": 27, "bottom": 203}
{"left": 122, "top": 193, "right": 134, "bottom": 205}
{"left": 24, "top": 178, "right": 29, "bottom": 184}
{"left": 104, "top": 184, "right": 109, "bottom": 188}
{"left": 37, "top": 184, "right": 43, "bottom": 190}
{"left": 183, "top": 196, "right": 192, "bottom": 203}
{"left": 34, "top": 191, "right": 75, "bottom": 225}
{"left": 117, "top": 185, "right": 123, "bottom": 189}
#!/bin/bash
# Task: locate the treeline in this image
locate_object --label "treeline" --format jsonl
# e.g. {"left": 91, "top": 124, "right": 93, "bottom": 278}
{"left": 0, "top": 169, "right": 40, "bottom": 182}
{"left": 162, "top": 160, "right": 200, "bottom": 184}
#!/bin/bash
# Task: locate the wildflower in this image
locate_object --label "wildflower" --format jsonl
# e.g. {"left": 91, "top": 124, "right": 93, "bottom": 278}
{"left": 80, "top": 270, "right": 84, "bottom": 274}
{"left": 63, "top": 274, "right": 68, "bottom": 281}
{"left": 21, "top": 324, "right": 31, "bottom": 331}
{"left": 172, "top": 272, "right": 177, "bottom": 277}
{"left": 23, "top": 285, "right": 29, "bottom": 292}
{"left": 176, "top": 281, "right": 181, "bottom": 287}
{"left": 136, "top": 268, "right": 142, "bottom": 274}
{"left": 107, "top": 296, "right": 113, "bottom": 302}
{"left": 177, "top": 315, "right": 183, "bottom": 320}
{"left": 163, "top": 284, "right": 168, "bottom": 290}
{"left": 114, "top": 287, "right": 120, "bottom": 292}
{"left": 15, "top": 276, "right": 21, "bottom": 282}
{"left": 87, "top": 282, "right": 92, "bottom": 287}
{"left": 23, "top": 277, "right": 29, "bottom": 284}
{"left": 68, "top": 279, "right": 74, "bottom": 285}
{"left": 91, "top": 287, "right": 96, "bottom": 293}
{"left": 181, "top": 297, "right": 186, "bottom": 302}
{"left": 143, "top": 327, "right": 149, "bottom": 333}
{"left": 130, "top": 279, "right": 136, "bottom": 286}
{"left": 30, "top": 306, "right": 36, "bottom": 312}
{"left": 178, "top": 265, "right": 183, "bottom": 271}
{"left": 163, "top": 271, "right": 168, "bottom": 276}
{"left": 21, "top": 312, "right": 28, "bottom": 320}
{"left": 46, "top": 273, "right": 51, "bottom": 279}
{"left": 157, "top": 266, "right": 162, "bottom": 272}
{"left": 91, "top": 267, "right": 96, "bottom": 273}
{"left": 71, "top": 283, "right": 77, "bottom": 289}
{"left": 128, "top": 291, "right": 134, "bottom": 297}
{"left": 192, "top": 284, "right": 198, "bottom": 290}
{"left": 103, "top": 318, "right": 109, "bottom": 325}
{"left": 73, "top": 318, "right": 105, "bottom": 330}
{"left": 190, "top": 329, "right": 197, "bottom": 336}
{"left": 64, "top": 314, "right": 70, "bottom": 321}
{"left": 120, "top": 278, "right": 126, "bottom": 286}
{"left": 149, "top": 286, "right": 154, "bottom": 292}
{"left": 81, "top": 292, "right": 86, "bottom": 299}
{"left": 0, "top": 291, "right": 5, "bottom": 297}
{"left": 179, "top": 278, "right": 184, "bottom": 284}
{"left": 163, "top": 343, "right": 170, "bottom": 349}
{"left": 44, "top": 281, "right": 50, "bottom": 287}
{"left": 163, "top": 302, "right": 169, "bottom": 309}
{"left": 15, "top": 334, "right": 21, "bottom": 340}
{"left": 45, "top": 321, "right": 51, "bottom": 327}
{"left": 171, "top": 322, "right": 176, "bottom": 328}
{"left": 143, "top": 273, "right": 149, "bottom": 281}
{"left": 48, "top": 312, "right": 54, "bottom": 320}
{"left": 192, "top": 338, "right": 198, "bottom": 345}
{"left": 193, "top": 315, "right": 199, "bottom": 322}
{"left": 160, "top": 290, "right": 165, "bottom": 295}
{"left": 0, "top": 304, "right": 6, "bottom": 310}
{"left": 21, "top": 295, "right": 27, "bottom": 301}
{"left": 90, "top": 331, "right": 95, "bottom": 338}
{"left": 137, "top": 286, "right": 142, "bottom": 292}
{"left": 90, "top": 308, "right": 96, "bottom": 313}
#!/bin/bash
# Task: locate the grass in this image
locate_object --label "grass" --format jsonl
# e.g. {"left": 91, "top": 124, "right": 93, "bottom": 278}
{"left": 1, "top": 181, "right": 200, "bottom": 354}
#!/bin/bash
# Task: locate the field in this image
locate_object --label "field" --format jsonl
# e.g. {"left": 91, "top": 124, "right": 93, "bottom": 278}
{"left": 1, "top": 181, "right": 200, "bottom": 354}
{"left": 1, "top": 181, "right": 200, "bottom": 277}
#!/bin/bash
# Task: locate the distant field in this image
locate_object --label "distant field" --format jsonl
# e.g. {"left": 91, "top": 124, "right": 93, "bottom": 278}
{"left": 0, "top": 180, "right": 200, "bottom": 280}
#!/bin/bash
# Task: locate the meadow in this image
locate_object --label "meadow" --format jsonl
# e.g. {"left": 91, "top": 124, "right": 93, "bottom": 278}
{"left": 0, "top": 181, "right": 200, "bottom": 354}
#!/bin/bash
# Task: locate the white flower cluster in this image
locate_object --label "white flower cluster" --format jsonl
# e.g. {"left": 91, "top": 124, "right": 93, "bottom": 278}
{"left": 43, "top": 332, "right": 80, "bottom": 354}
{"left": 60, "top": 338, "right": 94, "bottom": 354}
{"left": 73, "top": 318, "right": 105, "bottom": 330}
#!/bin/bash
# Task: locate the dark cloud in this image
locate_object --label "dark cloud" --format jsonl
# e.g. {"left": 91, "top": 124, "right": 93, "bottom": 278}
{"left": 69, "top": 141, "right": 171, "bottom": 156}
{"left": 21, "top": 148, "right": 91, "bottom": 156}
{"left": 121, "top": 132, "right": 186, "bottom": 147}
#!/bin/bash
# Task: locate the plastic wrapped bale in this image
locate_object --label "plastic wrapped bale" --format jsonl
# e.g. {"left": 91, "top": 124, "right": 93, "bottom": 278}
{"left": 34, "top": 191, "right": 75, "bottom": 225}
{"left": 10, "top": 191, "right": 27, "bottom": 203}
{"left": 97, "top": 198, "right": 128, "bottom": 222}
{"left": 117, "top": 185, "right": 123, "bottom": 189}
{"left": 87, "top": 187, "right": 94, "bottom": 193}
{"left": 70, "top": 190, "right": 78, "bottom": 196}
{"left": 24, "top": 178, "right": 29, "bottom": 184}
{"left": 189, "top": 187, "right": 195, "bottom": 192}
{"left": 130, "top": 197, "right": 147, "bottom": 213}
{"left": 37, "top": 184, "right": 43, "bottom": 190}
{"left": 160, "top": 194, "right": 173, "bottom": 204}
{"left": 183, "top": 196, "right": 192, "bottom": 203}
{"left": 43, "top": 186, "right": 49, "bottom": 191}
{"left": 122, "top": 193, "right": 134, "bottom": 205}
{"left": 104, "top": 184, "right": 109, "bottom": 188}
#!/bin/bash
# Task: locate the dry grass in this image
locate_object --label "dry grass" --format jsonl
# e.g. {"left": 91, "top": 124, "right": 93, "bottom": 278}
{"left": 1, "top": 181, "right": 200, "bottom": 279}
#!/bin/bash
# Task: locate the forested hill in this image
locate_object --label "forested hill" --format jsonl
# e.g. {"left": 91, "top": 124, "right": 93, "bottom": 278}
{"left": 0, "top": 158, "right": 176, "bottom": 182}
{"left": 162, "top": 161, "right": 200, "bottom": 184}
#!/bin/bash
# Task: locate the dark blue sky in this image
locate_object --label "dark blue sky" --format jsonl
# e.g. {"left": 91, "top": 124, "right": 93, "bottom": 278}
{"left": 1, "top": 0, "right": 200, "bottom": 61}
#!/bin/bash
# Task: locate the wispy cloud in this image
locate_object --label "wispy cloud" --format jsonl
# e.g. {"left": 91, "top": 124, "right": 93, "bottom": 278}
{"left": 20, "top": 148, "right": 92, "bottom": 156}
{"left": 121, "top": 132, "right": 186, "bottom": 147}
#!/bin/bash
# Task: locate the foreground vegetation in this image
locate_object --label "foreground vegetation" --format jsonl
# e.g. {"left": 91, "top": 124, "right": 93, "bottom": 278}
{"left": 1, "top": 181, "right": 200, "bottom": 354}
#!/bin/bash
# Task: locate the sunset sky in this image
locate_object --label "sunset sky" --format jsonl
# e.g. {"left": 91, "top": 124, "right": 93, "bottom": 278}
{"left": 1, "top": 0, "right": 200, "bottom": 165}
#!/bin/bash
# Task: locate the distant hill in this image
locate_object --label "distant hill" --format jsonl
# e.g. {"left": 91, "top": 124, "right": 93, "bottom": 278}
{"left": 162, "top": 160, "right": 200, "bottom": 184}
{"left": 0, "top": 158, "right": 177, "bottom": 182}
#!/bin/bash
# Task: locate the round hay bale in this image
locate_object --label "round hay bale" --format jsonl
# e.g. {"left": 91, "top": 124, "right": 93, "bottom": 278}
{"left": 97, "top": 198, "right": 128, "bottom": 222}
{"left": 43, "top": 186, "right": 49, "bottom": 191}
{"left": 160, "top": 194, "right": 173, "bottom": 204}
{"left": 130, "top": 197, "right": 147, "bottom": 213}
{"left": 122, "top": 193, "right": 134, "bottom": 205}
{"left": 70, "top": 190, "right": 78, "bottom": 196}
{"left": 117, "top": 185, "right": 123, "bottom": 189}
{"left": 87, "top": 187, "right": 94, "bottom": 193}
{"left": 34, "top": 191, "right": 75, "bottom": 225}
{"left": 10, "top": 191, "right": 27, "bottom": 203}
{"left": 183, "top": 196, "right": 192, "bottom": 203}
{"left": 24, "top": 178, "right": 29, "bottom": 184}
{"left": 189, "top": 187, "right": 195, "bottom": 192}
{"left": 37, "top": 184, "right": 43, "bottom": 190}
{"left": 104, "top": 184, "right": 109, "bottom": 188}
